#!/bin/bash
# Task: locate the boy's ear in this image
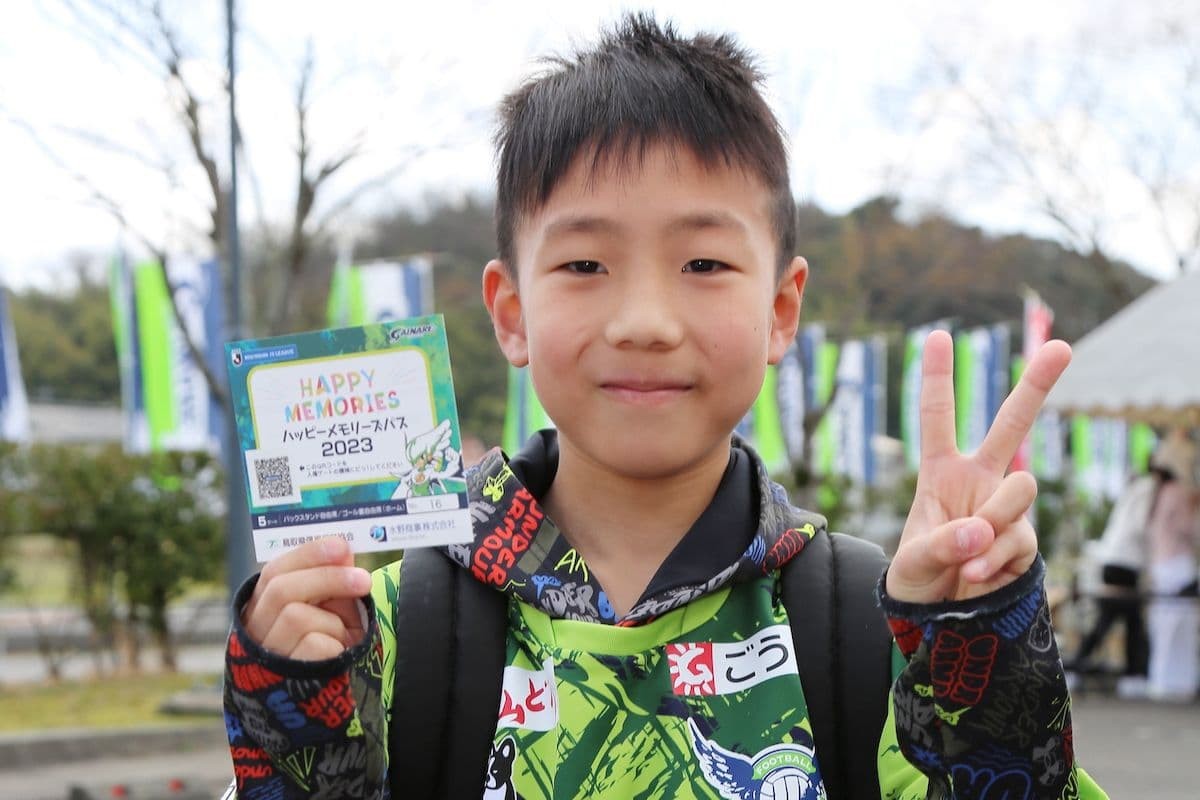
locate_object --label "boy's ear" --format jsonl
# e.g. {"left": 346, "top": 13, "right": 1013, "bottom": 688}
{"left": 767, "top": 256, "right": 808, "bottom": 365}
{"left": 482, "top": 259, "right": 529, "bottom": 367}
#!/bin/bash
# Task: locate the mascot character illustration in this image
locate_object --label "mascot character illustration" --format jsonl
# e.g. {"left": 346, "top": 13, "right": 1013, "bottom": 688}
{"left": 391, "top": 419, "right": 462, "bottom": 498}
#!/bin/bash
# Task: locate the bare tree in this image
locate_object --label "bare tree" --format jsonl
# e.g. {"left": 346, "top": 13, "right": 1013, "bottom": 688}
{"left": 885, "top": 4, "right": 1200, "bottom": 299}
{"left": 12, "top": 0, "right": 473, "bottom": 400}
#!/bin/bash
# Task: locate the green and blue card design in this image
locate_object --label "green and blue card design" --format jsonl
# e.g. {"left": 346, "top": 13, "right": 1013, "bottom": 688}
{"left": 226, "top": 315, "right": 472, "bottom": 561}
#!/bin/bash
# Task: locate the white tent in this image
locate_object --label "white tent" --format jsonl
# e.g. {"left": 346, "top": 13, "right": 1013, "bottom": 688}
{"left": 1047, "top": 268, "right": 1200, "bottom": 426}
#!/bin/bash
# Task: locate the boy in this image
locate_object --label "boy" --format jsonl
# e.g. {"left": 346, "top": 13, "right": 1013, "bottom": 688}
{"left": 223, "top": 14, "right": 1105, "bottom": 799}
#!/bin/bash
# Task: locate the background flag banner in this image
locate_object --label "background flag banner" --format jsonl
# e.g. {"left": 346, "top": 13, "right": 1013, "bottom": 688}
{"left": 799, "top": 324, "right": 825, "bottom": 413}
{"left": 1013, "top": 290, "right": 1054, "bottom": 472}
{"left": 748, "top": 365, "right": 788, "bottom": 475}
{"left": 110, "top": 258, "right": 225, "bottom": 453}
{"left": 327, "top": 257, "right": 433, "bottom": 327}
{"left": 0, "top": 289, "right": 31, "bottom": 443}
{"left": 828, "top": 338, "right": 886, "bottom": 485}
{"left": 1072, "top": 416, "right": 1129, "bottom": 502}
{"left": 1128, "top": 423, "right": 1157, "bottom": 475}
{"left": 869, "top": 336, "right": 887, "bottom": 484}
{"left": 812, "top": 339, "right": 840, "bottom": 477}
{"left": 954, "top": 329, "right": 981, "bottom": 453}
{"left": 1031, "top": 409, "right": 1066, "bottom": 480}
{"left": 775, "top": 339, "right": 807, "bottom": 466}
{"left": 502, "top": 365, "right": 554, "bottom": 456}
{"left": 110, "top": 256, "right": 145, "bottom": 449}
{"left": 794, "top": 325, "right": 826, "bottom": 473}
{"left": 955, "top": 325, "right": 1011, "bottom": 455}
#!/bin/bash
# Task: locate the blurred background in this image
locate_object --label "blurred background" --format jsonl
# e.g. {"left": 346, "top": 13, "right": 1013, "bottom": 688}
{"left": 2, "top": 0, "right": 1198, "bottom": 797}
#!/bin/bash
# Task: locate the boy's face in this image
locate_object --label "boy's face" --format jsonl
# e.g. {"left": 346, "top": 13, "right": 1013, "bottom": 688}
{"left": 484, "top": 144, "right": 806, "bottom": 481}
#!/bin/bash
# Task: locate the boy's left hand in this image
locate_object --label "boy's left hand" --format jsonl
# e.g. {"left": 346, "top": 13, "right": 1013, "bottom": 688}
{"left": 886, "top": 330, "right": 1072, "bottom": 604}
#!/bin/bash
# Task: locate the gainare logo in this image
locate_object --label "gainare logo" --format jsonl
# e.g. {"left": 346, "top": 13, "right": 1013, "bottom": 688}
{"left": 389, "top": 323, "right": 434, "bottom": 341}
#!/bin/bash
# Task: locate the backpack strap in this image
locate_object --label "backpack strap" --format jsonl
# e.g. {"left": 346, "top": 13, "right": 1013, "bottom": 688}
{"left": 389, "top": 547, "right": 508, "bottom": 799}
{"left": 782, "top": 530, "right": 892, "bottom": 800}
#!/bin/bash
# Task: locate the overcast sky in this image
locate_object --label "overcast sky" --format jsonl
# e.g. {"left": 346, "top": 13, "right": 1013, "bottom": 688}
{"left": 2, "top": 0, "right": 1193, "bottom": 291}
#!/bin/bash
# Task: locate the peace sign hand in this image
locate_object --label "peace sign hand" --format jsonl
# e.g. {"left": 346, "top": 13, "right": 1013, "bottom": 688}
{"left": 885, "top": 330, "right": 1072, "bottom": 604}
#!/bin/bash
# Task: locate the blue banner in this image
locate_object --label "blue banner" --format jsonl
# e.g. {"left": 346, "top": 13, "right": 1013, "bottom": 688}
{"left": 775, "top": 340, "right": 807, "bottom": 466}
{"left": 956, "top": 324, "right": 1011, "bottom": 455}
{"left": 0, "top": 289, "right": 30, "bottom": 442}
{"left": 828, "top": 337, "right": 886, "bottom": 486}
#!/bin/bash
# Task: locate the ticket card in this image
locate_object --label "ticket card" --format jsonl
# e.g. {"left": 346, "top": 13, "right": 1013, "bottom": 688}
{"left": 226, "top": 316, "right": 472, "bottom": 560}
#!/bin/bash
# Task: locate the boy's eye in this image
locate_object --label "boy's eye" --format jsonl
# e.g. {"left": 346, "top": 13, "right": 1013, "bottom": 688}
{"left": 683, "top": 259, "right": 727, "bottom": 274}
{"left": 562, "top": 260, "right": 606, "bottom": 274}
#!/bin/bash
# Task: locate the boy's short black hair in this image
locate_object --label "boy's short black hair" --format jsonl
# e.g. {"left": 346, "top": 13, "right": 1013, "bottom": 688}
{"left": 494, "top": 13, "right": 796, "bottom": 276}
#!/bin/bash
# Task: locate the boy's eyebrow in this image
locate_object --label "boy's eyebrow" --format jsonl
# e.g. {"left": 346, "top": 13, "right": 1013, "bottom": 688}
{"left": 543, "top": 211, "right": 748, "bottom": 239}
{"left": 543, "top": 215, "right": 622, "bottom": 239}
{"left": 665, "top": 211, "right": 748, "bottom": 236}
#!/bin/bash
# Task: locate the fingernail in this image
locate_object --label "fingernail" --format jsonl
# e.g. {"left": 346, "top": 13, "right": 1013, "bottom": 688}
{"left": 349, "top": 568, "right": 371, "bottom": 593}
{"left": 955, "top": 521, "right": 984, "bottom": 553}
{"left": 321, "top": 537, "right": 345, "bottom": 559}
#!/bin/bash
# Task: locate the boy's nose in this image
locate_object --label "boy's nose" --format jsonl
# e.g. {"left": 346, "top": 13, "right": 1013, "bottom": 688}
{"left": 602, "top": 275, "right": 685, "bottom": 350}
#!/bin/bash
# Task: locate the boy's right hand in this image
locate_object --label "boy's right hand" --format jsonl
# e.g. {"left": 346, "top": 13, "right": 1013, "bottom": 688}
{"left": 240, "top": 536, "right": 373, "bottom": 661}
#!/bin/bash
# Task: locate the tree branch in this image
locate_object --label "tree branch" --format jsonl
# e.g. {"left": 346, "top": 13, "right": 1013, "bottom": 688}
{"left": 7, "top": 113, "right": 228, "bottom": 405}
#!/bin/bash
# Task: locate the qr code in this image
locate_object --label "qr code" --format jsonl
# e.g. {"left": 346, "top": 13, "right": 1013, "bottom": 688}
{"left": 254, "top": 455, "right": 294, "bottom": 500}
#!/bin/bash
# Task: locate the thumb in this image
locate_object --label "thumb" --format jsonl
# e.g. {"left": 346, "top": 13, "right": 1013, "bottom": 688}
{"left": 887, "top": 516, "right": 995, "bottom": 601}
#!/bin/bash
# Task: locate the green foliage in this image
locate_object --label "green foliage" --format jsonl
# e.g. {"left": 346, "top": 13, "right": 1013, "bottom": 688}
{"left": 7, "top": 271, "right": 120, "bottom": 404}
{"left": 0, "top": 442, "right": 39, "bottom": 595}
{"left": 7, "top": 443, "right": 224, "bottom": 669}
{"left": 1033, "top": 477, "right": 1114, "bottom": 560}
{"left": 799, "top": 197, "right": 1154, "bottom": 347}
{"left": 118, "top": 450, "right": 225, "bottom": 654}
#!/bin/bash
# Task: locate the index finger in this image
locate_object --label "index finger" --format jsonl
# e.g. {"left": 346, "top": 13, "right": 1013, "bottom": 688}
{"left": 919, "top": 329, "right": 958, "bottom": 463}
{"left": 975, "top": 340, "right": 1072, "bottom": 472}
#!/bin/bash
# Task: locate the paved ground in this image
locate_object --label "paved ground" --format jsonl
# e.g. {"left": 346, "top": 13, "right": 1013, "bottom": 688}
{"left": 0, "top": 643, "right": 226, "bottom": 685}
{"left": 1072, "top": 693, "right": 1199, "bottom": 798}
{"left": 0, "top": 743, "right": 232, "bottom": 800}
{"left": 0, "top": 693, "right": 1193, "bottom": 798}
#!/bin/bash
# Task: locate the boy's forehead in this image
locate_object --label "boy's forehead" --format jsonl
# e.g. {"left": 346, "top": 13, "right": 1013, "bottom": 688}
{"left": 518, "top": 141, "right": 774, "bottom": 234}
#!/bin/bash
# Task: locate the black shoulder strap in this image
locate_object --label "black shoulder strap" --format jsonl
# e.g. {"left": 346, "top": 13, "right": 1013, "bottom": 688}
{"left": 390, "top": 548, "right": 508, "bottom": 800}
{"left": 782, "top": 530, "right": 892, "bottom": 800}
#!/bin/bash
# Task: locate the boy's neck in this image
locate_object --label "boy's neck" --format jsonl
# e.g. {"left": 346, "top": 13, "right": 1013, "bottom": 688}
{"left": 541, "top": 438, "right": 732, "bottom": 617}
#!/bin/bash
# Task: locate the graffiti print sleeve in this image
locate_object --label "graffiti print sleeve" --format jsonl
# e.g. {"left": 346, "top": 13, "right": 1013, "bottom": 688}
{"left": 223, "top": 574, "right": 389, "bottom": 800}
{"left": 880, "top": 557, "right": 1107, "bottom": 800}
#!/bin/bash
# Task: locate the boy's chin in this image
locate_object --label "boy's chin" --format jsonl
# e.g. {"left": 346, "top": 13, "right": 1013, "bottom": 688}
{"left": 563, "top": 430, "right": 735, "bottom": 482}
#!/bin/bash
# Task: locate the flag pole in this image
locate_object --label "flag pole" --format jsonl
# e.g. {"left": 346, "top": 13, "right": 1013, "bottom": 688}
{"left": 224, "top": 0, "right": 254, "bottom": 608}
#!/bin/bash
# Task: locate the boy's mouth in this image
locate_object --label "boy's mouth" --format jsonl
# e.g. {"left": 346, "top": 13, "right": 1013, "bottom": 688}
{"left": 599, "top": 377, "right": 693, "bottom": 406}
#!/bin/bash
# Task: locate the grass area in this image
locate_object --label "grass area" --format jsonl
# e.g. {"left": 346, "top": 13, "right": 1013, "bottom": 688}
{"left": 0, "top": 534, "right": 73, "bottom": 607}
{"left": 0, "top": 671, "right": 221, "bottom": 732}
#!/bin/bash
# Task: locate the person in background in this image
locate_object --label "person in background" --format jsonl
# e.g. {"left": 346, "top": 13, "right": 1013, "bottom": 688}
{"left": 1065, "top": 467, "right": 1154, "bottom": 686}
{"left": 1144, "top": 428, "right": 1200, "bottom": 701}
